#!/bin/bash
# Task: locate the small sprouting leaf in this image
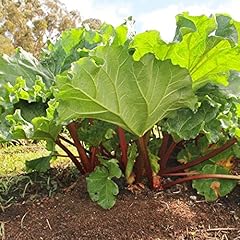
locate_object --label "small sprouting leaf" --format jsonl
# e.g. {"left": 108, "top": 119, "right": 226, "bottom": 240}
{"left": 86, "top": 159, "right": 121, "bottom": 209}
{"left": 148, "top": 150, "right": 160, "bottom": 174}
{"left": 192, "top": 164, "right": 237, "bottom": 201}
{"left": 78, "top": 120, "right": 115, "bottom": 146}
{"left": 125, "top": 143, "right": 137, "bottom": 180}
{"left": 101, "top": 159, "right": 122, "bottom": 178}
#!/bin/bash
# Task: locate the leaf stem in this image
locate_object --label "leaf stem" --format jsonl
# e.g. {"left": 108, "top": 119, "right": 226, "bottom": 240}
{"left": 158, "top": 133, "right": 169, "bottom": 168}
{"left": 90, "top": 146, "right": 98, "bottom": 170}
{"left": 162, "top": 173, "right": 240, "bottom": 189}
{"left": 161, "top": 138, "right": 237, "bottom": 174}
{"left": 58, "top": 135, "right": 75, "bottom": 147}
{"left": 117, "top": 127, "right": 128, "bottom": 169}
{"left": 136, "top": 134, "right": 153, "bottom": 188}
{"left": 162, "top": 171, "right": 198, "bottom": 177}
{"left": 67, "top": 122, "right": 91, "bottom": 173}
{"left": 55, "top": 138, "right": 84, "bottom": 174}
{"left": 160, "top": 141, "right": 177, "bottom": 171}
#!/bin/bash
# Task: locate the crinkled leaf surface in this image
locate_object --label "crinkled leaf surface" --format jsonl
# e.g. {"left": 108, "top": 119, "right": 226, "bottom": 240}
{"left": 165, "top": 100, "right": 219, "bottom": 140}
{"left": 219, "top": 71, "right": 240, "bottom": 98}
{"left": 86, "top": 159, "right": 121, "bottom": 209}
{"left": 56, "top": 45, "right": 196, "bottom": 137}
{"left": 177, "top": 136, "right": 211, "bottom": 171}
{"left": 165, "top": 14, "right": 240, "bottom": 89}
{"left": 0, "top": 49, "right": 55, "bottom": 143}
{"left": 43, "top": 24, "right": 128, "bottom": 75}
{"left": 215, "top": 14, "right": 240, "bottom": 45}
{"left": 6, "top": 110, "right": 34, "bottom": 139}
{"left": 130, "top": 31, "right": 169, "bottom": 60}
{"left": 0, "top": 48, "right": 53, "bottom": 87}
{"left": 131, "top": 13, "right": 240, "bottom": 90}
{"left": 173, "top": 13, "right": 197, "bottom": 41}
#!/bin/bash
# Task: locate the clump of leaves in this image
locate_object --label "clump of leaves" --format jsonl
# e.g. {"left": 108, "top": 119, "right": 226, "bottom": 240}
{"left": 1, "top": 13, "right": 240, "bottom": 209}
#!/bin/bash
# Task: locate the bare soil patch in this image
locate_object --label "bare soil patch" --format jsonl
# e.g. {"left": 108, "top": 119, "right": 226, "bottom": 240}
{"left": 1, "top": 176, "right": 240, "bottom": 240}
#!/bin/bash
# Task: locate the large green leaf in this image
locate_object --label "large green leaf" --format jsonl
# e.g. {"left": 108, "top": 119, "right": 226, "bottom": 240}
{"left": 164, "top": 14, "right": 240, "bottom": 89}
{"left": 131, "top": 13, "right": 240, "bottom": 90}
{"left": 56, "top": 45, "right": 196, "bottom": 137}
{"left": 0, "top": 48, "right": 54, "bottom": 87}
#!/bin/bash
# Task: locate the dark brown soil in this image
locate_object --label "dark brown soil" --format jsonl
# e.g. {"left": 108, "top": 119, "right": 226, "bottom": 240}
{"left": 1, "top": 177, "right": 240, "bottom": 240}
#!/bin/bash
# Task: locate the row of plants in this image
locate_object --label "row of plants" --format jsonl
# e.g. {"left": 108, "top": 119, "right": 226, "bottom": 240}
{"left": 0, "top": 13, "right": 240, "bottom": 209}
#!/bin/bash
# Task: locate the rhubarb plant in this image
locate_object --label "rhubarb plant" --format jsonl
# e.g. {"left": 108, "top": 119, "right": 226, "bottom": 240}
{"left": 1, "top": 13, "right": 240, "bottom": 209}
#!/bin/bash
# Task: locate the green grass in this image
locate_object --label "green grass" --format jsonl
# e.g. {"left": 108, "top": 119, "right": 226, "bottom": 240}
{"left": 0, "top": 142, "right": 79, "bottom": 207}
{"left": 0, "top": 143, "right": 49, "bottom": 175}
{"left": 0, "top": 142, "right": 76, "bottom": 176}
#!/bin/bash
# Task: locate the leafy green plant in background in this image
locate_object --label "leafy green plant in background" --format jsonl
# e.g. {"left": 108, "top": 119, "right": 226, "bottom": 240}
{"left": 1, "top": 13, "right": 240, "bottom": 209}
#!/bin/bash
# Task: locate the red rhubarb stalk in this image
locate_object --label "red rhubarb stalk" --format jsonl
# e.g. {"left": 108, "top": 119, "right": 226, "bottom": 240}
{"left": 159, "top": 133, "right": 169, "bottom": 165}
{"left": 161, "top": 138, "right": 237, "bottom": 174}
{"left": 55, "top": 138, "right": 84, "bottom": 174}
{"left": 137, "top": 135, "right": 153, "bottom": 188}
{"left": 163, "top": 173, "right": 240, "bottom": 189}
{"left": 67, "top": 122, "right": 91, "bottom": 173}
{"left": 117, "top": 127, "right": 128, "bottom": 169}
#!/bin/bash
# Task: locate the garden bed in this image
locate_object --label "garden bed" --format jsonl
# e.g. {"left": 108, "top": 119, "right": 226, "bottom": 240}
{"left": 1, "top": 176, "right": 239, "bottom": 240}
